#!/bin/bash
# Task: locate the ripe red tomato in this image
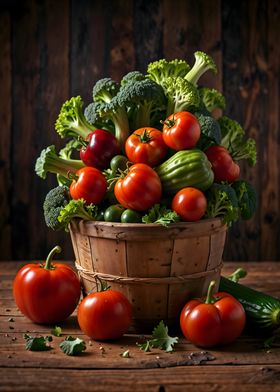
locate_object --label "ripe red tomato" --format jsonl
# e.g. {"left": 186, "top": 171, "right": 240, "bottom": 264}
{"left": 80, "top": 129, "right": 121, "bottom": 170}
{"left": 180, "top": 281, "right": 246, "bottom": 348}
{"left": 172, "top": 187, "right": 207, "bottom": 221}
{"left": 77, "top": 289, "right": 132, "bottom": 340}
{"left": 13, "top": 246, "right": 81, "bottom": 324}
{"left": 162, "top": 111, "right": 201, "bottom": 151}
{"left": 125, "top": 127, "right": 168, "bottom": 167}
{"left": 70, "top": 166, "right": 107, "bottom": 204}
{"left": 205, "top": 145, "right": 240, "bottom": 183}
{"left": 114, "top": 163, "right": 162, "bottom": 211}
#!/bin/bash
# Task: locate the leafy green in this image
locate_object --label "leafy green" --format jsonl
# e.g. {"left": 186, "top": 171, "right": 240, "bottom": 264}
{"left": 23, "top": 334, "right": 52, "bottom": 351}
{"left": 137, "top": 321, "right": 178, "bottom": 353}
{"left": 59, "top": 336, "right": 86, "bottom": 356}
{"left": 205, "top": 183, "right": 239, "bottom": 225}
{"left": 232, "top": 180, "right": 258, "bottom": 220}
{"left": 219, "top": 116, "right": 257, "bottom": 166}
{"left": 51, "top": 326, "right": 62, "bottom": 337}
{"left": 142, "top": 204, "right": 180, "bottom": 226}
{"left": 58, "top": 199, "right": 99, "bottom": 230}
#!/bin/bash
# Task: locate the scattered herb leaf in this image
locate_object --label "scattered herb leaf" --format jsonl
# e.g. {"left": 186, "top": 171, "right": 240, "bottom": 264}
{"left": 120, "top": 350, "right": 130, "bottom": 358}
{"left": 142, "top": 204, "right": 180, "bottom": 226}
{"left": 137, "top": 321, "right": 178, "bottom": 353}
{"left": 51, "top": 326, "right": 62, "bottom": 337}
{"left": 23, "top": 334, "right": 52, "bottom": 351}
{"left": 59, "top": 336, "right": 86, "bottom": 356}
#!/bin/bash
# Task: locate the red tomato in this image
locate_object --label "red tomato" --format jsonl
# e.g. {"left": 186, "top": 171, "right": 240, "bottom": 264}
{"left": 77, "top": 289, "right": 132, "bottom": 341}
{"left": 205, "top": 145, "right": 240, "bottom": 183}
{"left": 80, "top": 129, "right": 120, "bottom": 170}
{"left": 114, "top": 163, "right": 162, "bottom": 211}
{"left": 13, "top": 246, "right": 81, "bottom": 324}
{"left": 70, "top": 166, "right": 107, "bottom": 204}
{"left": 180, "top": 281, "right": 246, "bottom": 348}
{"left": 172, "top": 187, "right": 207, "bottom": 221}
{"left": 125, "top": 127, "right": 168, "bottom": 167}
{"left": 162, "top": 111, "right": 201, "bottom": 151}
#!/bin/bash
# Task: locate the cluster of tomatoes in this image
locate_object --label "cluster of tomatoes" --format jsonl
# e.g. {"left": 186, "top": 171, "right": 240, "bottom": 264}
{"left": 70, "top": 110, "right": 240, "bottom": 222}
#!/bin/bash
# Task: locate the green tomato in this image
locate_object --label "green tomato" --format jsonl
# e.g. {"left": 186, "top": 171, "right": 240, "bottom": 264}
{"left": 104, "top": 204, "right": 125, "bottom": 222}
{"left": 121, "top": 209, "right": 142, "bottom": 223}
{"left": 110, "top": 155, "right": 129, "bottom": 175}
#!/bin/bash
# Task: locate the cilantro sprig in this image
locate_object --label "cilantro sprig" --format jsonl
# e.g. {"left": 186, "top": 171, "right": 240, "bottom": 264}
{"left": 137, "top": 321, "right": 178, "bottom": 352}
{"left": 24, "top": 334, "right": 53, "bottom": 351}
{"left": 59, "top": 336, "right": 86, "bottom": 356}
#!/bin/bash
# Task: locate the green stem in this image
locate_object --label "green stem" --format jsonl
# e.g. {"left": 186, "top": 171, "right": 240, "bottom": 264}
{"left": 44, "top": 246, "right": 62, "bottom": 270}
{"left": 227, "top": 268, "right": 247, "bottom": 283}
{"left": 205, "top": 281, "right": 216, "bottom": 304}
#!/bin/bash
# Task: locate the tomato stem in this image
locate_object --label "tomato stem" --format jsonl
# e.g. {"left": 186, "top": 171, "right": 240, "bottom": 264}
{"left": 227, "top": 268, "right": 247, "bottom": 283}
{"left": 95, "top": 276, "right": 110, "bottom": 292}
{"left": 205, "top": 280, "right": 216, "bottom": 304}
{"left": 134, "top": 129, "right": 153, "bottom": 143}
{"left": 67, "top": 171, "right": 79, "bottom": 181}
{"left": 44, "top": 246, "right": 62, "bottom": 270}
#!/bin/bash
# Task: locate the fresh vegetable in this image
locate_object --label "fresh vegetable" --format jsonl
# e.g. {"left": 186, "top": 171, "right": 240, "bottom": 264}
{"left": 77, "top": 285, "right": 132, "bottom": 340}
{"left": 219, "top": 116, "right": 257, "bottom": 166}
{"left": 58, "top": 199, "right": 99, "bottom": 229}
{"left": 147, "top": 59, "right": 190, "bottom": 85}
{"left": 180, "top": 281, "right": 246, "bottom": 347}
{"left": 198, "top": 87, "right": 226, "bottom": 113}
{"left": 43, "top": 186, "right": 70, "bottom": 230}
{"left": 13, "top": 246, "right": 81, "bottom": 324}
{"left": 156, "top": 149, "right": 214, "bottom": 194}
{"left": 137, "top": 320, "right": 178, "bottom": 352}
{"left": 184, "top": 51, "right": 217, "bottom": 86}
{"left": 121, "top": 209, "right": 142, "bottom": 223}
{"left": 60, "top": 336, "right": 86, "bottom": 356}
{"left": 69, "top": 166, "right": 107, "bottom": 204}
{"left": 121, "top": 71, "right": 146, "bottom": 86}
{"left": 104, "top": 204, "right": 125, "bottom": 222}
{"left": 219, "top": 273, "right": 280, "bottom": 334}
{"left": 24, "top": 334, "right": 52, "bottom": 351}
{"left": 172, "top": 187, "right": 207, "bottom": 222}
{"left": 125, "top": 127, "right": 168, "bottom": 166}
{"left": 114, "top": 163, "right": 162, "bottom": 211}
{"left": 80, "top": 129, "right": 120, "bottom": 170}
{"left": 92, "top": 77, "right": 120, "bottom": 103}
{"left": 55, "top": 96, "right": 94, "bottom": 139}
{"left": 162, "top": 111, "right": 201, "bottom": 150}
{"left": 35, "top": 145, "right": 84, "bottom": 183}
{"left": 232, "top": 180, "right": 258, "bottom": 220}
{"left": 205, "top": 145, "right": 240, "bottom": 183}
{"left": 142, "top": 204, "right": 180, "bottom": 226}
{"left": 205, "top": 183, "right": 239, "bottom": 225}
{"left": 51, "top": 326, "right": 62, "bottom": 337}
{"left": 195, "top": 112, "right": 221, "bottom": 149}
{"left": 110, "top": 155, "right": 130, "bottom": 175}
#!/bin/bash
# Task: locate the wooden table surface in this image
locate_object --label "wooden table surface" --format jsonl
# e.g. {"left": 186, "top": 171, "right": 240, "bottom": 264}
{"left": 1, "top": 261, "right": 280, "bottom": 392}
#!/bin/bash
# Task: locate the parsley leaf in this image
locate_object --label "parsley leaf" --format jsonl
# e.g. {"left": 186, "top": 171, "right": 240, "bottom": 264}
{"left": 137, "top": 321, "right": 178, "bottom": 352}
{"left": 23, "top": 334, "right": 52, "bottom": 351}
{"left": 59, "top": 336, "right": 86, "bottom": 356}
{"left": 142, "top": 204, "right": 180, "bottom": 226}
{"left": 51, "top": 326, "right": 62, "bottom": 337}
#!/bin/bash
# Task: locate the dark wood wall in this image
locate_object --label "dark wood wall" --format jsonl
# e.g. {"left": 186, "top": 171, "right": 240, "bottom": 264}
{"left": 0, "top": 0, "right": 279, "bottom": 261}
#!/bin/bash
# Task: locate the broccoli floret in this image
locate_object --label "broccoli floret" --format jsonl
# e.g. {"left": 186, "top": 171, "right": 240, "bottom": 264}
{"left": 58, "top": 199, "right": 98, "bottom": 230}
{"left": 94, "top": 96, "right": 130, "bottom": 148}
{"left": 118, "top": 78, "right": 166, "bottom": 129}
{"left": 199, "top": 87, "right": 226, "bottom": 112}
{"left": 205, "top": 183, "right": 239, "bottom": 226}
{"left": 92, "top": 78, "right": 120, "bottom": 103}
{"left": 43, "top": 185, "right": 70, "bottom": 230}
{"left": 35, "top": 145, "right": 84, "bottom": 182}
{"left": 232, "top": 180, "right": 258, "bottom": 220}
{"left": 55, "top": 96, "right": 94, "bottom": 139}
{"left": 185, "top": 51, "right": 217, "bottom": 86}
{"left": 147, "top": 59, "right": 190, "bottom": 85}
{"left": 195, "top": 112, "right": 222, "bottom": 150}
{"left": 162, "top": 76, "right": 200, "bottom": 116}
{"left": 218, "top": 116, "right": 257, "bottom": 166}
{"left": 121, "top": 71, "right": 146, "bottom": 86}
{"left": 84, "top": 102, "right": 115, "bottom": 132}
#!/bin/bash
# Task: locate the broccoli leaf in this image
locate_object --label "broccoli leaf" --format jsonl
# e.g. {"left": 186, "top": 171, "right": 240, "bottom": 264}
{"left": 137, "top": 321, "right": 179, "bottom": 353}
{"left": 232, "top": 180, "right": 258, "bottom": 220}
{"left": 23, "top": 334, "right": 52, "bottom": 351}
{"left": 59, "top": 336, "right": 86, "bottom": 356}
{"left": 142, "top": 204, "right": 180, "bottom": 226}
{"left": 58, "top": 199, "right": 99, "bottom": 230}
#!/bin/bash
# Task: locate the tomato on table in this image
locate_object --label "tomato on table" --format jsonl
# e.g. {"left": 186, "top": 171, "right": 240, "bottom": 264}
{"left": 205, "top": 145, "right": 240, "bottom": 183}
{"left": 162, "top": 111, "right": 201, "bottom": 151}
{"left": 180, "top": 281, "right": 246, "bottom": 348}
{"left": 114, "top": 163, "right": 162, "bottom": 211}
{"left": 125, "top": 127, "right": 168, "bottom": 167}
{"left": 171, "top": 187, "right": 207, "bottom": 221}
{"left": 77, "top": 285, "right": 132, "bottom": 341}
{"left": 13, "top": 246, "right": 81, "bottom": 324}
{"left": 70, "top": 166, "right": 107, "bottom": 204}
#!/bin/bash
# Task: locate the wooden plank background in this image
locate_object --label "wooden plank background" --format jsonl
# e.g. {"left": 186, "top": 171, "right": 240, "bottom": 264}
{"left": 0, "top": 0, "right": 279, "bottom": 261}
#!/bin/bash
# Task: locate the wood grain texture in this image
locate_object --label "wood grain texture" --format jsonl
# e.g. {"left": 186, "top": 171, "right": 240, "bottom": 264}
{"left": 0, "top": 0, "right": 279, "bottom": 261}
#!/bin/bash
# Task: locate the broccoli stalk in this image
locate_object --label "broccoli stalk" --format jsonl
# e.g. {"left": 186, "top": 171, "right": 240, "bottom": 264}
{"left": 58, "top": 199, "right": 98, "bottom": 230}
{"left": 185, "top": 51, "right": 217, "bottom": 86}
{"left": 55, "top": 96, "right": 94, "bottom": 139}
{"left": 35, "top": 145, "right": 84, "bottom": 181}
{"left": 162, "top": 77, "right": 200, "bottom": 116}
{"left": 147, "top": 59, "right": 190, "bottom": 85}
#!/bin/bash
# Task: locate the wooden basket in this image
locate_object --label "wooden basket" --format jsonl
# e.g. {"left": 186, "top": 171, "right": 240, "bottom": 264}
{"left": 70, "top": 218, "right": 227, "bottom": 331}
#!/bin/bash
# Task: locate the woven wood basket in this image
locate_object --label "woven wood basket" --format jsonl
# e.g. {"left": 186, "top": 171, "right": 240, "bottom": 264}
{"left": 70, "top": 218, "right": 227, "bottom": 331}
